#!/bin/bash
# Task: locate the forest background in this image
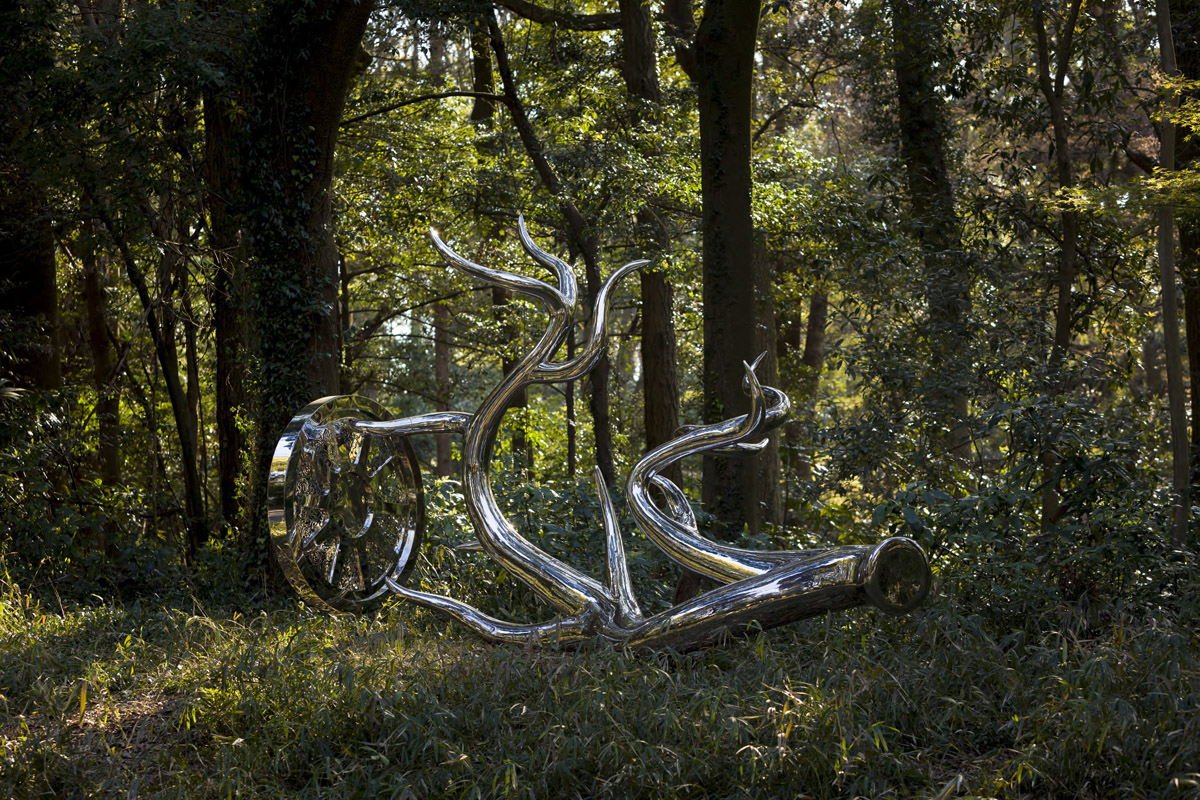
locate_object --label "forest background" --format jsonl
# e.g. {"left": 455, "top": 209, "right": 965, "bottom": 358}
{"left": 2, "top": 0, "right": 1199, "bottom": 797}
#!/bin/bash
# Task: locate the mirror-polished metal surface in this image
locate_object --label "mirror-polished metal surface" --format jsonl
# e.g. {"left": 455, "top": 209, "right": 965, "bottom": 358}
{"left": 272, "top": 218, "right": 931, "bottom": 649}
{"left": 269, "top": 395, "right": 424, "bottom": 613}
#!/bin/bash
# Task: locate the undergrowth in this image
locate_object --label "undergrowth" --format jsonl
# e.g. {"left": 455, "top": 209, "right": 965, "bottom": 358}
{"left": 1, "top": 566, "right": 1198, "bottom": 798}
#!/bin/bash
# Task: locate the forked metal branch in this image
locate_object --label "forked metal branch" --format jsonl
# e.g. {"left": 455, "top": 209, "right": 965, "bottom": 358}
{"left": 269, "top": 219, "right": 931, "bottom": 651}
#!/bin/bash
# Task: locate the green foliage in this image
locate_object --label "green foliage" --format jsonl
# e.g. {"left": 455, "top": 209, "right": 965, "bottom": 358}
{"left": 2, "top": 565, "right": 1198, "bottom": 798}
{"left": 0, "top": 390, "right": 181, "bottom": 604}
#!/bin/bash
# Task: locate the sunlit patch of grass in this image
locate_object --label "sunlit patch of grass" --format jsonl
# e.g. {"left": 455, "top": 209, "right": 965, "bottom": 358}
{"left": 1, "top": 575, "right": 1198, "bottom": 798}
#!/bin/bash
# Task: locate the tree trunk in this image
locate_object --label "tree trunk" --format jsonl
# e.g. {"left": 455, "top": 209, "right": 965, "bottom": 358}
{"left": 0, "top": 7, "right": 61, "bottom": 392}
{"left": 238, "top": 0, "right": 373, "bottom": 566}
{"left": 750, "top": 235, "right": 782, "bottom": 530}
{"left": 889, "top": 0, "right": 970, "bottom": 457}
{"left": 435, "top": 301, "right": 454, "bottom": 477}
{"left": 696, "top": 0, "right": 765, "bottom": 540}
{"left": 493, "top": 286, "right": 530, "bottom": 473}
{"left": 618, "top": 0, "right": 683, "bottom": 489}
{"left": 797, "top": 289, "right": 828, "bottom": 484}
{"left": 0, "top": 170, "right": 61, "bottom": 391}
{"left": 1030, "top": 0, "right": 1084, "bottom": 530}
{"left": 1173, "top": 0, "right": 1200, "bottom": 495}
{"left": 1157, "top": 0, "right": 1190, "bottom": 545}
{"left": 204, "top": 90, "right": 248, "bottom": 535}
{"left": 80, "top": 222, "right": 120, "bottom": 487}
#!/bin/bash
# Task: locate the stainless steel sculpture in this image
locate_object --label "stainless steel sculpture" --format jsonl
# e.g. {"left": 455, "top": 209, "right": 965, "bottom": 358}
{"left": 269, "top": 218, "right": 930, "bottom": 649}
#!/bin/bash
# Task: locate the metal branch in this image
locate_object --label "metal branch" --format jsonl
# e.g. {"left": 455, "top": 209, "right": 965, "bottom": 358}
{"left": 536, "top": 258, "right": 648, "bottom": 380}
{"left": 384, "top": 578, "right": 597, "bottom": 646}
{"left": 596, "top": 467, "right": 643, "bottom": 625}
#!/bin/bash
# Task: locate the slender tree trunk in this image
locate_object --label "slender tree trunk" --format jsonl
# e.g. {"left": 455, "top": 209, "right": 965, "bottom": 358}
{"left": 1030, "top": 0, "right": 1084, "bottom": 529}
{"left": 93, "top": 197, "right": 209, "bottom": 555}
{"left": 696, "top": 0, "right": 765, "bottom": 539}
{"left": 889, "top": 0, "right": 970, "bottom": 457}
{"left": 486, "top": 12, "right": 614, "bottom": 483}
{"left": 80, "top": 223, "right": 120, "bottom": 487}
{"left": 797, "top": 289, "right": 828, "bottom": 483}
{"left": 435, "top": 301, "right": 454, "bottom": 477}
{"left": 1032, "top": 0, "right": 1083, "bottom": 377}
{"left": 493, "top": 286, "right": 530, "bottom": 472}
{"left": 1173, "top": 0, "right": 1200, "bottom": 495}
{"left": 1157, "top": 0, "right": 1190, "bottom": 545}
{"left": 750, "top": 235, "right": 782, "bottom": 530}
{"left": 618, "top": 0, "right": 683, "bottom": 489}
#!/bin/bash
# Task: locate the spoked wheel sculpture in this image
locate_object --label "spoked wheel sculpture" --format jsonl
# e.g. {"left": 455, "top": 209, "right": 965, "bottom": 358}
{"left": 269, "top": 218, "right": 931, "bottom": 650}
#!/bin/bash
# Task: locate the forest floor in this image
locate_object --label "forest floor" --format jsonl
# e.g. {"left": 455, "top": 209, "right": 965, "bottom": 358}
{"left": 1, "top": 580, "right": 1198, "bottom": 799}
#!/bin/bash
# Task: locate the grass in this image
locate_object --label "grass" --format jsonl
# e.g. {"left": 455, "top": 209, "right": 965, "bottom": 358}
{"left": 2, "top": 572, "right": 1199, "bottom": 799}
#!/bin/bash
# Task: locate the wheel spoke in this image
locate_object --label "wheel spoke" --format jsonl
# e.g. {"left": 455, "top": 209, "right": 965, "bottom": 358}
{"left": 324, "top": 540, "right": 342, "bottom": 586}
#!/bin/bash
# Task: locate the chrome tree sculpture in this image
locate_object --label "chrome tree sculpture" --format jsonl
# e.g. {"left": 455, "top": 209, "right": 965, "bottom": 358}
{"left": 268, "top": 218, "right": 930, "bottom": 651}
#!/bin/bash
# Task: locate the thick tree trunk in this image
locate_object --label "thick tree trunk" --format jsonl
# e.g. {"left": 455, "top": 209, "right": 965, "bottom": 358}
{"left": 696, "top": 0, "right": 765, "bottom": 539}
{"left": 0, "top": 172, "right": 61, "bottom": 391}
{"left": 0, "top": 6, "right": 61, "bottom": 392}
{"left": 889, "top": 0, "right": 970, "bottom": 457}
{"left": 239, "top": 0, "right": 373, "bottom": 565}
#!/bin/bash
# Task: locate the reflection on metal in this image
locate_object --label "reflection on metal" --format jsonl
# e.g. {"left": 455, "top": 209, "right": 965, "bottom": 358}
{"left": 271, "top": 218, "right": 930, "bottom": 649}
{"left": 268, "top": 395, "right": 424, "bottom": 613}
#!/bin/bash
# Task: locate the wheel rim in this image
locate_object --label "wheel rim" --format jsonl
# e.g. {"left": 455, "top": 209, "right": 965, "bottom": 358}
{"left": 268, "top": 395, "right": 424, "bottom": 612}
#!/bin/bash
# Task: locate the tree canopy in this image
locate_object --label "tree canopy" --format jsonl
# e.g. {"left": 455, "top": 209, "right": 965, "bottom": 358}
{"left": 0, "top": 0, "right": 1196, "bottom": 629}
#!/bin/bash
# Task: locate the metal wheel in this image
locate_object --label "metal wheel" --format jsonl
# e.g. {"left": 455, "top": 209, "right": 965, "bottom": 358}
{"left": 268, "top": 395, "right": 424, "bottom": 612}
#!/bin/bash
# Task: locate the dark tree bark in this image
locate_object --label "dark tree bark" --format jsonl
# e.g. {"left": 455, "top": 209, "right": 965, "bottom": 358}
{"left": 485, "top": 12, "right": 616, "bottom": 484}
{"left": 434, "top": 301, "right": 455, "bottom": 477}
{"left": 1030, "top": 0, "right": 1084, "bottom": 529}
{"left": 797, "top": 289, "right": 828, "bottom": 483}
{"left": 92, "top": 196, "right": 210, "bottom": 556}
{"left": 204, "top": 90, "right": 248, "bottom": 535}
{"left": 0, "top": 4, "right": 61, "bottom": 391}
{"left": 0, "top": 175, "right": 61, "bottom": 391}
{"left": 696, "top": 0, "right": 768, "bottom": 539}
{"left": 889, "top": 0, "right": 970, "bottom": 456}
{"left": 200, "top": 0, "right": 374, "bottom": 567}
{"left": 618, "top": 0, "right": 682, "bottom": 489}
{"left": 1173, "top": 0, "right": 1200, "bottom": 494}
{"left": 1032, "top": 0, "right": 1084, "bottom": 378}
{"left": 80, "top": 222, "right": 120, "bottom": 487}
{"left": 1158, "top": 0, "right": 1190, "bottom": 545}
{"left": 493, "top": 286, "right": 531, "bottom": 473}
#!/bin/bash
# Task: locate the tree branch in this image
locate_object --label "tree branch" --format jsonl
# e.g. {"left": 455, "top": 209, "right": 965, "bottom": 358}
{"left": 1124, "top": 144, "right": 1159, "bottom": 174}
{"left": 496, "top": 0, "right": 620, "bottom": 31}
{"left": 340, "top": 90, "right": 508, "bottom": 127}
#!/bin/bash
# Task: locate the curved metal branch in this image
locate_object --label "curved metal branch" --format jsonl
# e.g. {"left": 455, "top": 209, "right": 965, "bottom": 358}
{"left": 430, "top": 227, "right": 568, "bottom": 313}
{"left": 516, "top": 215, "right": 578, "bottom": 313}
{"left": 627, "top": 361, "right": 813, "bottom": 582}
{"left": 536, "top": 258, "right": 649, "bottom": 381}
{"left": 596, "top": 467, "right": 642, "bottom": 625}
{"left": 432, "top": 226, "right": 615, "bottom": 617}
{"left": 384, "top": 577, "right": 597, "bottom": 646}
